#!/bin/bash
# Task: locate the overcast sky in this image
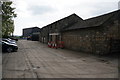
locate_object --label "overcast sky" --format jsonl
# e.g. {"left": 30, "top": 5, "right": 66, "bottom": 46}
{"left": 11, "top": 0, "right": 119, "bottom": 36}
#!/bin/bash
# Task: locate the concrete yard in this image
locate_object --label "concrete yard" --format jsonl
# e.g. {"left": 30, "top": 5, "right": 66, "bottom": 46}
{"left": 2, "top": 40, "right": 118, "bottom": 78}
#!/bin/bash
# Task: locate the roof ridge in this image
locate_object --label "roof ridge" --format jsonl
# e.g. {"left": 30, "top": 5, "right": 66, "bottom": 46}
{"left": 85, "top": 9, "right": 120, "bottom": 21}
{"left": 42, "top": 13, "right": 83, "bottom": 29}
{"left": 63, "top": 10, "right": 119, "bottom": 31}
{"left": 23, "top": 27, "right": 40, "bottom": 30}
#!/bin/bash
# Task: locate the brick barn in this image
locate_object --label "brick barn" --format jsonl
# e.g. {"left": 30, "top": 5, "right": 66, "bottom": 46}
{"left": 62, "top": 10, "right": 120, "bottom": 54}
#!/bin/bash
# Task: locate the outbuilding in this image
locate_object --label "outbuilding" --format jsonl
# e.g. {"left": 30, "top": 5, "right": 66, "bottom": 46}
{"left": 23, "top": 27, "right": 40, "bottom": 40}
{"left": 39, "top": 13, "right": 83, "bottom": 44}
{"left": 62, "top": 10, "right": 120, "bottom": 54}
{"left": 39, "top": 10, "right": 120, "bottom": 55}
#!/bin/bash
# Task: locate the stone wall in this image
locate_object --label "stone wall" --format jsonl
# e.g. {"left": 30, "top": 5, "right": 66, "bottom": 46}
{"left": 62, "top": 20, "right": 119, "bottom": 54}
{"left": 39, "top": 14, "right": 82, "bottom": 43}
{"left": 39, "top": 26, "right": 49, "bottom": 43}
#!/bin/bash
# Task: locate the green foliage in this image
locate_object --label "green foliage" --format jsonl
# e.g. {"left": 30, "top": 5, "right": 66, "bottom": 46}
{"left": 2, "top": 1, "right": 17, "bottom": 37}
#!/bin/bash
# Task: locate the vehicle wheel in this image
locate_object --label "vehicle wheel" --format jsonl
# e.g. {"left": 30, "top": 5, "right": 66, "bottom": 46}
{"left": 14, "top": 49, "right": 18, "bottom": 52}
{"left": 7, "top": 47, "right": 13, "bottom": 53}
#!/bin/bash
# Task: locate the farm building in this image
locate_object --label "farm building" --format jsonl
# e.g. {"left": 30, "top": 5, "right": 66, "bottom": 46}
{"left": 39, "top": 10, "right": 120, "bottom": 54}
{"left": 31, "top": 32, "right": 40, "bottom": 41}
{"left": 39, "top": 13, "right": 83, "bottom": 44}
{"left": 62, "top": 10, "right": 120, "bottom": 54}
{"left": 23, "top": 27, "right": 40, "bottom": 40}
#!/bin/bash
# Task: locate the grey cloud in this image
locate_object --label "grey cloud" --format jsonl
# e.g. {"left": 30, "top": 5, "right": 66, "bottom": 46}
{"left": 28, "top": 5, "right": 55, "bottom": 15}
{"left": 69, "top": 1, "right": 118, "bottom": 19}
{"left": 90, "top": 2, "right": 118, "bottom": 16}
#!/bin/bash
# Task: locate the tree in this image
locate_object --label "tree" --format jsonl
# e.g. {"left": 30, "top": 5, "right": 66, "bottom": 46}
{"left": 2, "top": 1, "right": 17, "bottom": 37}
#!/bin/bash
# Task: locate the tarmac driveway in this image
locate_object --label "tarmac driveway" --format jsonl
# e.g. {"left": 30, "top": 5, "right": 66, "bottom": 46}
{"left": 2, "top": 40, "right": 118, "bottom": 78}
